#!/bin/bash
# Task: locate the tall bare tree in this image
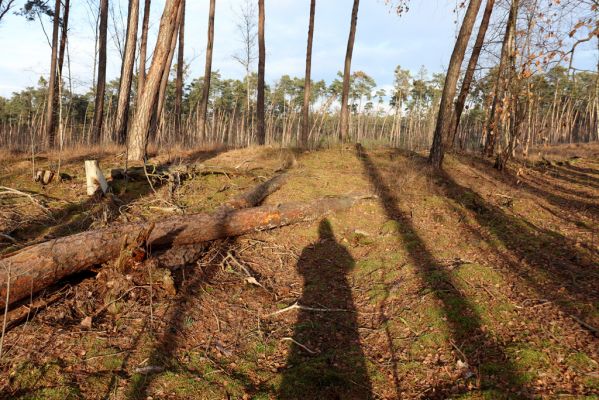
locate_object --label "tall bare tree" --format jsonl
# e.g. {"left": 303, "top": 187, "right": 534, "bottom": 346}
{"left": 232, "top": 0, "right": 258, "bottom": 122}
{"left": 300, "top": 0, "right": 316, "bottom": 149}
{"left": 0, "top": 0, "right": 16, "bottom": 22}
{"left": 57, "top": 0, "right": 70, "bottom": 79}
{"left": 91, "top": 0, "right": 109, "bottom": 144}
{"left": 256, "top": 0, "right": 266, "bottom": 145}
{"left": 137, "top": 0, "right": 151, "bottom": 104}
{"left": 114, "top": 0, "right": 139, "bottom": 144}
{"left": 44, "top": 0, "right": 61, "bottom": 148}
{"left": 154, "top": 0, "right": 183, "bottom": 135}
{"left": 449, "top": 0, "right": 496, "bottom": 147}
{"left": 197, "top": 0, "right": 216, "bottom": 142}
{"left": 428, "top": 0, "right": 483, "bottom": 168}
{"left": 339, "top": 0, "right": 360, "bottom": 142}
{"left": 128, "top": 0, "right": 182, "bottom": 161}
{"left": 484, "top": 0, "right": 519, "bottom": 157}
{"left": 174, "top": 0, "right": 186, "bottom": 135}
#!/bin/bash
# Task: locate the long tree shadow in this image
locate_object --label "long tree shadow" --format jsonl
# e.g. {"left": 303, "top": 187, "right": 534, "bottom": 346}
{"left": 562, "top": 162, "right": 599, "bottom": 178}
{"left": 124, "top": 239, "right": 230, "bottom": 399}
{"left": 355, "top": 145, "right": 527, "bottom": 398}
{"left": 516, "top": 160, "right": 599, "bottom": 196}
{"left": 278, "top": 219, "right": 373, "bottom": 400}
{"left": 457, "top": 155, "right": 599, "bottom": 219}
{"left": 555, "top": 163, "right": 599, "bottom": 189}
{"left": 430, "top": 158, "right": 599, "bottom": 335}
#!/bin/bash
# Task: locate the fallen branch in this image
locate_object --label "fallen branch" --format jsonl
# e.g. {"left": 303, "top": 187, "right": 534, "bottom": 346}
{"left": 110, "top": 164, "right": 252, "bottom": 182}
{"left": 217, "top": 173, "right": 288, "bottom": 212}
{"left": 0, "top": 194, "right": 368, "bottom": 308}
{"left": 0, "top": 174, "right": 287, "bottom": 309}
{"left": 2, "top": 287, "right": 68, "bottom": 332}
{"left": 0, "top": 234, "right": 17, "bottom": 244}
{"left": 267, "top": 301, "right": 350, "bottom": 317}
{"left": 0, "top": 186, "right": 50, "bottom": 214}
{"left": 281, "top": 337, "right": 317, "bottom": 354}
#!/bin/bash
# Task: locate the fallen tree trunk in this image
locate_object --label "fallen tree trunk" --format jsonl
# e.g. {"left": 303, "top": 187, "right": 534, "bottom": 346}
{"left": 110, "top": 163, "right": 251, "bottom": 181}
{"left": 0, "top": 179, "right": 367, "bottom": 308}
{"left": 219, "top": 173, "right": 287, "bottom": 211}
{"left": 0, "top": 173, "right": 290, "bottom": 325}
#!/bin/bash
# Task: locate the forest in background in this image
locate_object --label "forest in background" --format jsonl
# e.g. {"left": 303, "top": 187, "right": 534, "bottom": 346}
{"left": 0, "top": 65, "right": 597, "bottom": 152}
{"left": 0, "top": 0, "right": 597, "bottom": 168}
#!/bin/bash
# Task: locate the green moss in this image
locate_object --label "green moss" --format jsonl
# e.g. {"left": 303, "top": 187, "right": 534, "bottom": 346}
{"left": 567, "top": 352, "right": 596, "bottom": 372}
{"left": 409, "top": 332, "right": 446, "bottom": 357}
{"left": 153, "top": 371, "right": 206, "bottom": 396}
{"left": 454, "top": 263, "right": 504, "bottom": 286}
{"left": 15, "top": 386, "right": 81, "bottom": 400}
{"left": 506, "top": 346, "right": 550, "bottom": 384}
{"left": 10, "top": 361, "right": 80, "bottom": 399}
{"left": 380, "top": 220, "right": 402, "bottom": 235}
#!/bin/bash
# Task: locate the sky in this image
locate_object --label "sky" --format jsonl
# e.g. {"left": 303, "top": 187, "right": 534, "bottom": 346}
{"left": 0, "top": 0, "right": 596, "bottom": 98}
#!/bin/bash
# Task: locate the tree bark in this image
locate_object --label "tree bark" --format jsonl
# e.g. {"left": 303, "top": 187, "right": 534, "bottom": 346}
{"left": 154, "top": 1, "right": 183, "bottom": 138}
{"left": 449, "top": 0, "right": 495, "bottom": 148}
{"left": 197, "top": 0, "right": 216, "bottom": 143}
{"left": 428, "top": 0, "right": 483, "bottom": 168}
{"left": 484, "top": 0, "right": 519, "bottom": 157}
{"left": 91, "top": 0, "right": 109, "bottom": 144}
{"left": 57, "top": 0, "right": 70, "bottom": 89}
{"left": 128, "top": 0, "right": 182, "bottom": 161}
{"left": 256, "top": 0, "right": 266, "bottom": 145}
{"left": 137, "top": 0, "right": 151, "bottom": 104}
{"left": 339, "top": 0, "right": 360, "bottom": 142}
{"left": 0, "top": 185, "right": 366, "bottom": 309}
{"left": 174, "top": 0, "right": 186, "bottom": 137}
{"left": 114, "top": 0, "right": 140, "bottom": 145}
{"left": 44, "top": 0, "right": 61, "bottom": 149}
{"left": 301, "top": 0, "right": 316, "bottom": 149}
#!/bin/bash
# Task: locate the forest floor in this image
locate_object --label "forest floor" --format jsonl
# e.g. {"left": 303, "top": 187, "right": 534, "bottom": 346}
{"left": 0, "top": 142, "right": 598, "bottom": 399}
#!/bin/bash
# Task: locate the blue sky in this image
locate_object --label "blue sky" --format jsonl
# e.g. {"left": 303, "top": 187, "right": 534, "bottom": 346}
{"left": 0, "top": 0, "right": 596, "bottom": 98}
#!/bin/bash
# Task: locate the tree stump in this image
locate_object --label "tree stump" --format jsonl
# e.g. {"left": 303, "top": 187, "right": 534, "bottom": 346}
{"left": 85, "top": 160, "right": 108, "bottom": 196}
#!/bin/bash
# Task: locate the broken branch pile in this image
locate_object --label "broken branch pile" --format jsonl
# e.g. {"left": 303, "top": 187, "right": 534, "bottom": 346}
{"left": 0, "top": 173, "right": 369, "bottom": 308}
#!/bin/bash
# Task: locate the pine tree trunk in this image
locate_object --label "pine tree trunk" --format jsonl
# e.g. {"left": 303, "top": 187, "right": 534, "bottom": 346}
{"left": 154, "top": 2, "right": 183, "bottom": 139}
{"left": 44, "top": 0, "right": 61, "bottom": 149}
{"left": 428, "top": 0, "right": 483, "bottom": 168}
{"left": 137, "top": 0, "right": 151, "bottom": 104}
{"left": 91, "top": 0, "right": 109, "bottom": 144}
{"left": 174, "top": 0, "right": 186, "bottom": 137}
{"left": 128, "top": 0, "right": 183, "bottom": 161}
{"left": 57, "top": 0, "right": 70, "bottom": 85}
{"left": 339, "top": 0, "right": 359, "bottom": 142}
{"left": 198, "top": 0, "right": 216, "bottom": 142}
{"left": 484, "top": 0, "right": 519, "bottom": 157}
{"left": 301, "top": 0, "right": 316, "bottom": 149}
{"left": 114, "top": 0, "right": 140, "bottom": 145}
{"left": 256, "top": 0, "right": 266, "bottom": 145}
{"left": 449, "top": 0, "right": 495, "bottom": 148}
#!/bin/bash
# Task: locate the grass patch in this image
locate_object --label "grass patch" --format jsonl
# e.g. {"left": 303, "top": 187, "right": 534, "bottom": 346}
{"left": 507, "top": 346, "right": 550, "bottom": 384}
{"left": 566, "top": 352, "right": 596, "bottom": 372}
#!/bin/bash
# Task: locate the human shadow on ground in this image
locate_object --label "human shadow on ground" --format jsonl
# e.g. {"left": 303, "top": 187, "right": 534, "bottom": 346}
{"left": 278, "top": 219, "right": 373, "bottom": 400}
{"left": 356, "top": 145, "right": 527, "bottom": 398}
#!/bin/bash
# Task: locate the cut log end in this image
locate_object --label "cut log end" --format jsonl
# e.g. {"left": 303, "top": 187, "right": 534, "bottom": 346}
{"left": 85, "top": 160, "right": 109, "bottom": 196}
{"left": 34, "top": 170, "right": 55, "bottom": 185}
